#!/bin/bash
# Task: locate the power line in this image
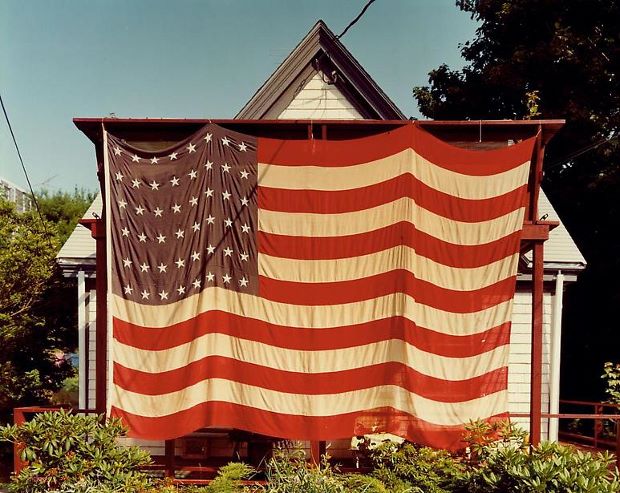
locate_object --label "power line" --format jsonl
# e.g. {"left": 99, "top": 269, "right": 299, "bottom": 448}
{"left": 0, "top": 93, "right": 52, "bottom": 245}
{"left": 294, "top": 0, "right": 378, "bottom": 97}
{"left": 545, "top": 132, "right": 618, "bottom": 173}
{"left": 337, "top": 0, "right": 377, "bottom": 39}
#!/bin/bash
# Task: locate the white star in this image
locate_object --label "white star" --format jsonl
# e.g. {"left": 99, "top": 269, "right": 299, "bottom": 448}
{"left": 150, "top": 180, "right": 160, "bottom": 191}
{"left": 204, "top": 133, "right": 212, "bottom": 143}
{"left": 222, "top": 190, "right": 231, "bottom": 201}
{"left": 240, "top": 252, "right": 249, "bottom": 262}
{"left": 170, "top": 176, "right": 180, "bottom": 186}
{"left": 169, "top": 152, "right": 178, "bottom": 160}
{"left": 157, "top": 263, "right": 167, "bottom": 273}
{"left": 222, "top": 273, "right": 232, "bottom": 284}
{"left": 124, "top": 284, "right": 133, "bottom": 294}
{"left": 131, "top": 179, "right": 141, "bottom": 188}
{"left": 239, "top": 277, "right": 249, "bottom": 287}
{"left": 191, "top": 251, "right": 200, "bottom": 261}
{"left": 204, "top": 160, "right": 213, "bottom": 170}
{"left": 206, "top": 244, "right": 215, "bottom": 255}
{"left": 135, "top": 205, "right": 144, "bottom": 215}
{"left": 118, "top": 199, "right": 127, "bottom": 209}
{"left": 115, "top": 171, "right": 124, "bottom": 181}
{"left": 150, "top": 156, "right": 159, "bottom": 164}
{"left": 241, "top": 223, "right": 250, "bottom": 234}
{"left": 188, "top": 169, "right": 198, "bottom": 179}
{"left": 205, "top": 188, "right": 214, "bottom": 198}
{"left": 175, "top": 229, "right": 184, "bottom": 239}
{"left": 187, "top": 142, "right": 196, "bottom": 153}
{"left": 192, "top": 278, "right": 201, "bottom": 289}
{"left": 156, "top": 233, "right": 166, "bottom": 244}
{"left": 131, "top": 154, "right": 140, "bottom": 162}
{"left": 222, "top": 136, "right": 231, "bottom": 146}
{"left": 223, "top": 247, "right": 233, "bottom": 257}
{"left": 114, "top": 146, "right": 122, "bottom": 155}
{"left": 224, "top": 218, "right": 233, "bottom": 228}
{"left": 140, "top": 262, "right": 150, "bottom": 272}
{"left": 138, "top": 232, "right": 147, "bottom": 242}
{"left": 121, "top": 227, "right": 130, "bottom": 237}
{"left": 172, "top": 203, "right": 181, "bottom": 213}
{"left": 221, "top": 162, "right": 231, "bottom": 173}
{"left": 240, "top": 169, "right": 249, "bottom": 179}
{"left": 141, "top": 290, "right": 150, "bottom": 299}
{"left": 240, "top": 197, "right": 249, "bottom": 207}
{"left": 154, "top": 207, "right": 163, "bottom": 217}
{"left": 175, "top": 258, "right": 185, "bottom": 268}
{"left": 177, "top": 285, "right": 186, "bottom": 295}
{"left": 189, "top": 196, "right": 198, "bottom": 206}
{"left": 122, "top": 257, "right": 132, "bottom": 267}
{"left": 206, "top": 215, "right": 215, "bottom": 225}
{"left": 206, "top": 272, "right": 215, "bottom": 282}
{"left": 159, "top": 290, "right": 169, "bottom": 300}
{"left": 192, "top": 222, "right": 200, "bottom": 232}
{"left": 238, "top": 142, "right": 248, "bottom": 152}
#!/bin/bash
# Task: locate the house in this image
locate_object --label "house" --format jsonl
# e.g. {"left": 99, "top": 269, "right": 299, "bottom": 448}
{"left": 0, "top": 177, "right": 33, "bottom": 213}
{"left": 57, "top": 20, "right": 585, "bottom": 464}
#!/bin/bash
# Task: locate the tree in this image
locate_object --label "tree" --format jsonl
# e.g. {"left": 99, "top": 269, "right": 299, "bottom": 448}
{"left": 0, "top": 189, "right": 93, "bottom": 421}
{"left": 413, "top": 0, "right": 620, "bottom": 400}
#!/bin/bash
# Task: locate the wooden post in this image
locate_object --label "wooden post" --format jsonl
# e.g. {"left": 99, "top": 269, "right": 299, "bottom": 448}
{"left": 13, "top": 408, "right": 26, "bottom": 474}
{"left": 91, "top": 219, "right": 107, "bottom": 416}
{"left": 310, "top": 441, "right": 326, "bottom": 464}
{"left": 165, "top": 439, "right": 175, "bottom": 478}
{"left": 529, "top": 128, "right": 545, "bottom": 447}
{"left": 530, "top": 240, "right": 544, "bottom": 446}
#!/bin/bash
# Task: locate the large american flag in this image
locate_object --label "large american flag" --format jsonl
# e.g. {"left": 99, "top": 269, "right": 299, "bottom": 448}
{"left": 104, "top": 123, "right": 534, "bottom": 450}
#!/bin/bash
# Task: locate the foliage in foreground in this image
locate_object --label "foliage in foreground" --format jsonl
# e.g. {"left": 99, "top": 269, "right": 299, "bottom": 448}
{"left": 2, "top": 412, "right": 620, "bottom": 492}
{"left": 0, "top": 410, "right": 151, "bottom": 492}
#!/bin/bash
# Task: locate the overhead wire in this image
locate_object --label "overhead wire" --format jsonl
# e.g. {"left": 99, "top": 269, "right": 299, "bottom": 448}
{"left": 294, "top": 0, "right": 378, "bottom": 96}
{"left": 0, "top": 92, "right": 53, "bottom": 246}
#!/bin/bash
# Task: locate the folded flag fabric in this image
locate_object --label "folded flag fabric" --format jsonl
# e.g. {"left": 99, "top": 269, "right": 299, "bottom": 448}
{"left": 104, "top": 122, "right": 534, "bottom": 450}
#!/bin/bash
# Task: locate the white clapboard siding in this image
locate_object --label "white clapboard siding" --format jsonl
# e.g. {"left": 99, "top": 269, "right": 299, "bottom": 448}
{"left": 508, "top": 288, "right": 553, "bottom": 439}
{"left": 278, "top": 72, "right": 363, "bottom": 120}
{"left": 87, "top": 289, "right": 96, "bottom": 411}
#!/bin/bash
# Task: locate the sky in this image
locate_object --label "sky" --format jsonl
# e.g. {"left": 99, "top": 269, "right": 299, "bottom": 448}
{"left": 0, "top": 0, "right": 478, "bottom": 193}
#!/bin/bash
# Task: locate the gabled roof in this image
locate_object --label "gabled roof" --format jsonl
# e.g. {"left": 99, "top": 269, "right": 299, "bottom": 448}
{"left": 56, "top": 194, "right": 101, "bottom": 276}
{"left": 236, "top": 20, "right": 406, "bottom": 120}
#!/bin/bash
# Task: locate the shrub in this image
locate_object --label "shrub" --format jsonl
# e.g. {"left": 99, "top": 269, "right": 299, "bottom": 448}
{"left": 460, "top": 420, "right": 620, "bottom": 493}
{"left": 364, "top": 440, "right": 465, "bottom": 493}
{"left": 0, "top": 409, "right": 152, "bottom": 492}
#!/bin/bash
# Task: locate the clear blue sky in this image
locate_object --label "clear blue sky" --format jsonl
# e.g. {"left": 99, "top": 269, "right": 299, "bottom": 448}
{"left": 0, "top": 0, "right": 477, "bottom": 193}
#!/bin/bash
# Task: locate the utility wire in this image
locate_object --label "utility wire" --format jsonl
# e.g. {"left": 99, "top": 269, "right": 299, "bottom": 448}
{"left": 294, "top": 0, "right": 378, "bottom": 96}
{"left": 337, "top": 0, "right": 376, "bottom": 39}
{"left": 0, "top": 93, "right": 52, "bottom": 246}
{"left": 545, "top": 132, "right": 618, "bottom": 173}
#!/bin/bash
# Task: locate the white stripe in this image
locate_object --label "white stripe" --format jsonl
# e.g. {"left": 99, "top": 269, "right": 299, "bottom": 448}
{"left": 259, "top": 198, "right": 526, "bottom": 245}
{"left": 111, "top": 380, "right": 508, "bottom": 427}
{"left": 112, "top": 291, "right": 514, "bottom": 335}
{"left": 113, "top": 333, "right": 509, "bottom": 380}
{"left": 258, "top": 148, "right": 530, "bottom": 200}
{"left": 259, "top": 248, "right": 519, "bottom": 291}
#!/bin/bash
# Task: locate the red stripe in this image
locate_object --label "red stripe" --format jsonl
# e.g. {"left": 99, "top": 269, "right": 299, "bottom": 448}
{"left": 258, "top": 124, "right": 412, "bottom": 167}
{"left": 111, "top": 403, "right": 508, "bottom": 451}
{"left": 114, "top": 358, "right": 508, "bottom": 402}
{"left": 259, "top": 272, "right": 516, "bottom": 313}
{"left": 258, "top": 177, "right": 527, "bottom": 221}
{"left": 258, "top": 225, "right": 522, "bottom": 266}
{"left": 258, "top": 123, "right": 534, "bottom": 175}
{"left": 113, "top": 313, "right": 511, "bottom": 358}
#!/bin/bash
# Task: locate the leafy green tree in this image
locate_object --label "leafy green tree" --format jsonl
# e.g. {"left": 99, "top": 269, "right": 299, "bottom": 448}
{"left": 0, "top": 188, "right": 92, "bottom": 423}
{"left": 37, "top": 189, "right": 95, "bottom": 244}
{"left": 413, "top": 0, "right": 620, "bottom": 401}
